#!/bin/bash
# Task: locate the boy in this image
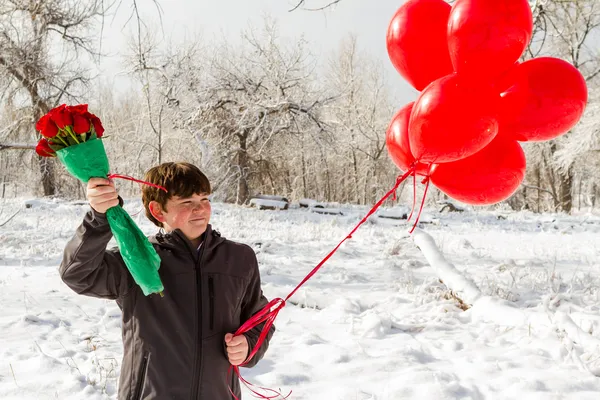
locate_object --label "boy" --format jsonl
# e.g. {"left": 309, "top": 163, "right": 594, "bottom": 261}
{"left": 60, "top": 162, "right": 274, "bottom": 399}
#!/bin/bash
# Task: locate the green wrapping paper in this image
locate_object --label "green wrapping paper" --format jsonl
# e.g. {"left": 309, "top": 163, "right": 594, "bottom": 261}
{"left": 57, "top": 139, "right": 164, "bottom": 296}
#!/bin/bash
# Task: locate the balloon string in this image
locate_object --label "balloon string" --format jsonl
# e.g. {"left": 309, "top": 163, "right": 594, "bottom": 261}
{"left": 409, "top": 164, "right": 433, "bottom": 234}
{"left": 284, "top": 169, "right": 413, "bottom": 302}
{"left": 407, "top": 166, "right": 417, "bottom": 221}
{"left": 228, "top": 168, "right": 415, "bottom": 399}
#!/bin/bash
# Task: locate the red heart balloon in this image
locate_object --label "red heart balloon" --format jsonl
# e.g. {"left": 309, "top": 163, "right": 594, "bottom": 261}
{"left": 409, "top": 73, "right": 499, "bottom": 164}
{"left": 430, "top": 137, "right": 526, "bottom": 205}
{"left": 498, "top": 57, "right": 588, "bottom": 142}
{"left": 386, "top": 102, "right": 431, "bottom": 176}
{"left": 448, "top": 0, "right": 533, "bottom": 83}
{"left": 386, "top": 0, "right": 453, "bottom": 91}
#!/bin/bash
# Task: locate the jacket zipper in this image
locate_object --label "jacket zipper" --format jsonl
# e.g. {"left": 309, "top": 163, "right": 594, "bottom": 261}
{"left": 191, "top": 235, "right": 208, "bottom": 400}
{"left": 208, "top": 276, "right": 215, "bottom": 330}
{"left": 134, "top": 352, "right": 149, "bottom": 400}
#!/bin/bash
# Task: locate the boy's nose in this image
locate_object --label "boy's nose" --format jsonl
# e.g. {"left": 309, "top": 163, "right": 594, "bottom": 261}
{"left": 192, "top": 203, "right": 207, "bottom": 212}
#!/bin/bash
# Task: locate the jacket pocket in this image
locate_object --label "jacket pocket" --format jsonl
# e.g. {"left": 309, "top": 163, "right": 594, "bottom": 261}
{"left": 208, "top": 276, "right": 215, "bottom": 330}
{"left": 134, "top": 351, "right": 150, "bottom": 400}
{"left": 202, "top": 273, "right": 246, "bottom": 338}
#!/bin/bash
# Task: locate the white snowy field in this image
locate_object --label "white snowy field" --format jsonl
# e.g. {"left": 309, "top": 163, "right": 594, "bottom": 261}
{"left": 1, "top": 197, "right": 600, "bottom": 400}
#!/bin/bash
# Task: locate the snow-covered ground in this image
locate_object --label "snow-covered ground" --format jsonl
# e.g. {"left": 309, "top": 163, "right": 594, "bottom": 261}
{"left": 1, "top": 198, "right": 600, "bottom": 399}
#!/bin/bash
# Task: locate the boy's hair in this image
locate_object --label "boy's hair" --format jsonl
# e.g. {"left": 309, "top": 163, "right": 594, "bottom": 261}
{"left": 142, "top": 162, "right": 211, "bottom": 227}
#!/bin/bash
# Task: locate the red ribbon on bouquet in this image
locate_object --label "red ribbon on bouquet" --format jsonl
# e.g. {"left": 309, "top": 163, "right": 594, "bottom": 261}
{"left": 107, "top": 173, "right": 168, "bottom": 193}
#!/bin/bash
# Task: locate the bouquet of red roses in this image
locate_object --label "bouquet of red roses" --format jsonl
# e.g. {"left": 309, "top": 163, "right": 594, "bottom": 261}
{"left": 36, "top": 104, "right": 164, "bottom": 296}
{"left": 35, "top": 104, "right": 104, "bottom": 155}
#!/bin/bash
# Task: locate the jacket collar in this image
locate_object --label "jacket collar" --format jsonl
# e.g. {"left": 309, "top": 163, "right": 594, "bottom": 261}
{"left": 150, "top": 224, "right": 225, "bottom": 256}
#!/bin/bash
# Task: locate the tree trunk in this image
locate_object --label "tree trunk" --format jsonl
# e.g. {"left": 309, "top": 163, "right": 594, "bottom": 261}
{"left": 578, "top": 177, "right": 582, "bottom": 211}
{"left": 363, "top": 169, "right": 369, "bottom": 205}
{"left": 559, "top": 165, "right": 574, "bottom": 214}
{"left": 32, "top": 105, "right": 56, "bottom": 196}
{"left": 266, "top": 162, "right": 275, "bottom": 194}
{"left": 39, "top": 156, "right": 56, "bottom": 196}
{"left": 322, "top": 153, "right": 331, "bottom": 201}
{"left": 236, "top": 133, "right": 249, "bottom": 205}
{"left": 301, "top": 141, "right": 307, "bottom": 199}
{"left": 158, "top": 128, "right": 162, "bottom": 165}
{"left": 536, "top": 166, "right": 541, "bottom": 213}
{"left": 544, "top": 146, "right": 560, "bottom": 211}
{"left": 352, "top": 150, "right": 359, "bottom": 204}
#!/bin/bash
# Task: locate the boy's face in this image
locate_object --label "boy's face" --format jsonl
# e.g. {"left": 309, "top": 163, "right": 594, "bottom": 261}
{"left": 150, "top": 193, "right": 211, "bottom": 245}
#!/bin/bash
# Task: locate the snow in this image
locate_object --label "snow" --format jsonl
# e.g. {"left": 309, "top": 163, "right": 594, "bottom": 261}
{"left": 1, "top": 198, "right": 600, "bottom": 399}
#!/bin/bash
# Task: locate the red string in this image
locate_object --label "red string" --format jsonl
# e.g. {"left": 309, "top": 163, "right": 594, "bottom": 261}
{"left": 107, "top": 173, "right": 168, "bottom": 193}
{"left": 229, "top": 168, "right": 415, "bottom": 399}
{"left": 284, "top": 169, "right": 413, "bottom": 303}
{"left": 407, "top": 166, "right": 417, "bottom": 222}
{"left": 409, "top": 176, "right": 431, "bottom": 234}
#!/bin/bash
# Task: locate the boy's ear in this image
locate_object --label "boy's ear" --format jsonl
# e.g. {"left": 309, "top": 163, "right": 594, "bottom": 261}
{"left": 149, "top": 201, "right": 166, "bottom": 223}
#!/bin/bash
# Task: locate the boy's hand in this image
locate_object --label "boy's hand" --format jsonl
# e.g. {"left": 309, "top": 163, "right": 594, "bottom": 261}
{"left": 87, "top": 178, "right": 119, "bottom": 214}
{"left": 224, "top": 333, "right": 249, "bottom": 366}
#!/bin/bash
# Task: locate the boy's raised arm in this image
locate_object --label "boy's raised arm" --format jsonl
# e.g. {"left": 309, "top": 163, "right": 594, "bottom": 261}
{"left": 59, "top": 178, "right": 134, "bottom": 299}
{"left": 60, "top": 207, "right": 134, "bottom": 299}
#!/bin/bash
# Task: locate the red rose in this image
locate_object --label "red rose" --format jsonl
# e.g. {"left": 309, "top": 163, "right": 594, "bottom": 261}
{"left": 35, "top": 114, "right": 59, "bottom": 138}
{"left": 90, "top": 114, "right": 104, "bottom": 137}
{"left": 73, "top": 114, "right": 91, "bottom": 134}
{"left": 35, "top": 139, "right": 56, "bottom": 157}
{"left": 67, "top": 104, "right": 89, "bottom": 116}
{"left": 50, "top": 104, "right": 73, "bottom": 129}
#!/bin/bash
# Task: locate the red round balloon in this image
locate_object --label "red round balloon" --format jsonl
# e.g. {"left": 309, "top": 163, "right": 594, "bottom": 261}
{"left": 386, "top": 102, "right": 431, "bottom": 176}
{"left": 430, "top": 137, "right": 526, "bottom": 205}
{"left": 498, "top": 57, "right": 588, "bottom": 142}
{"left": 409, "top": 73, "right": 499, "bottom": 164}
{"left": 448, "top": 0, "right": 533, "bottom": 83}
{"left": 386, "top": 0, "right": 453, "bottom": 91}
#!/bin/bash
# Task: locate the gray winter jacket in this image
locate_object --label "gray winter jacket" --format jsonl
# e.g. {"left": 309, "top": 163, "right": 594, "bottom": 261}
{"left": 59, "top": 208, "right": 274, "bottom": 399}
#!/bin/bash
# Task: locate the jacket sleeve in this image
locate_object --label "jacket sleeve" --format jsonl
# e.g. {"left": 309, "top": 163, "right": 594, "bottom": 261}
{"left": 240, "top": 248, "right": 275, "bottom": 368}
{"left": 59, "top": 207, "right": 134, "bottom": 300}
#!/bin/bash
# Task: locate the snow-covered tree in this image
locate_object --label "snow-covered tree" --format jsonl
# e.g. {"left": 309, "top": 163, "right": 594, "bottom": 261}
{"left": 515, "top": 0, "right": 600, "bottom": 213}
{"left": 175, "top": 20, "right": 333, "bottom": 204}
{"left": 322, "top": 35, "right": 397, "bottom": 204}
{"left": 0, "top": 0, "right": 105, "bottom": 196}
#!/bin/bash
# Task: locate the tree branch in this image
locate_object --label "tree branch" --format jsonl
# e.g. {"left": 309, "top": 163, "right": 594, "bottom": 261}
{"left": 0, "top": 143, "right": 36, "bottom": 151}
{"left": 289, "top": 0, "right": 342, "bottom": 12}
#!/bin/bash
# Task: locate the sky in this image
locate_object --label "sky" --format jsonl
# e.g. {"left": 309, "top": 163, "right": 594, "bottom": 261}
{"left": 96, "top": 0, "right": 418, "bottom": 104}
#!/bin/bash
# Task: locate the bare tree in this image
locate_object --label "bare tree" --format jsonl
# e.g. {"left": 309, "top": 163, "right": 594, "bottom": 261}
{"left": 323, "top": 35, "right": 397, "bottom": 205}
{"left": 182, "top": 20, "right": 333, "bottom": 204}
{"left": 289, "top": 0, "right": 342, "bottom": 12}
{"left": 122, "top": 23, "right": 203, "bottom": 166}
{"left": 0, "top": 0, "right": 106, "bottom": 195}
{"left": 517, "top": 0, "right": 600, "bottom": 213}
